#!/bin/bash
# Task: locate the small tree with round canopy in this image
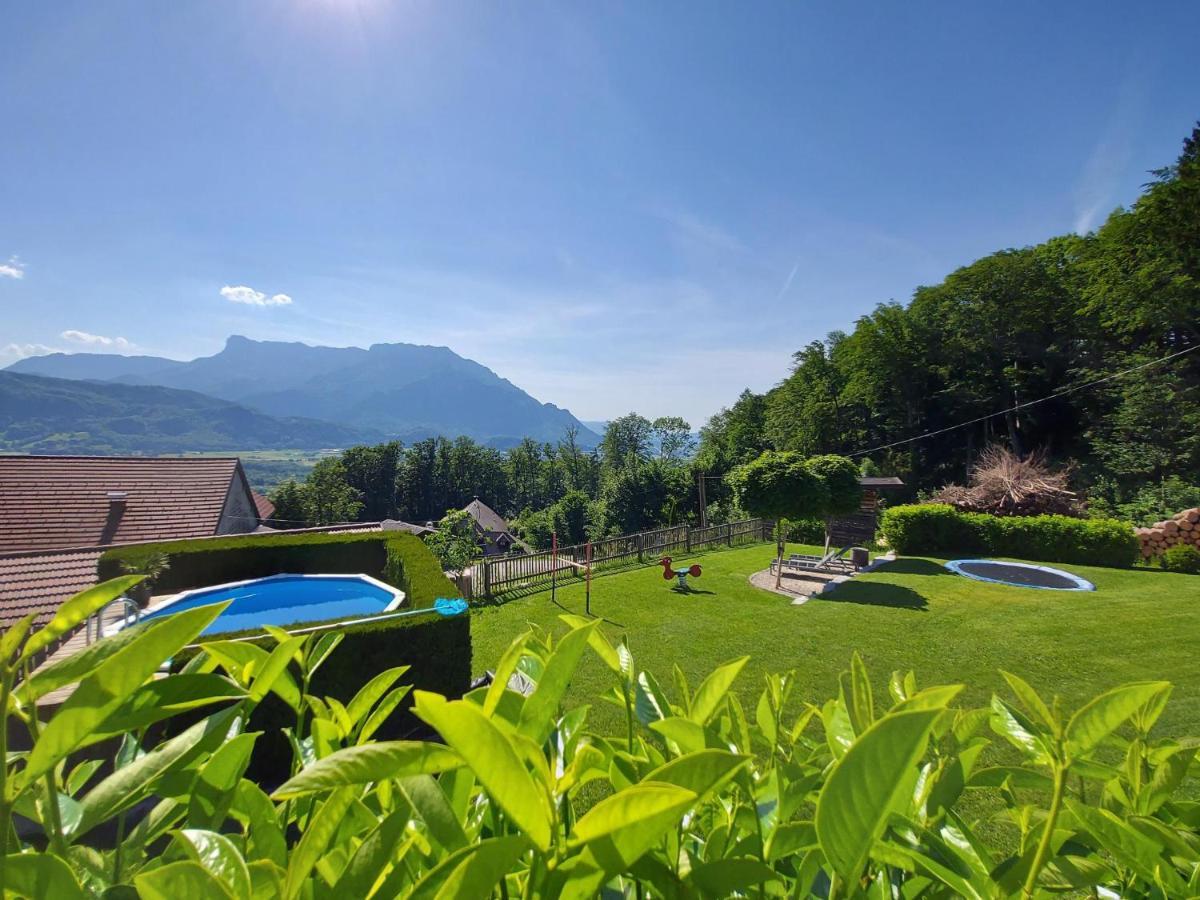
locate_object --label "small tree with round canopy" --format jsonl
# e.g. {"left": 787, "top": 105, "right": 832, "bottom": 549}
{"left": 728, "top": 451, "right": 831, "bottom": 587}
{"left": 806, "top": 454, "right": 866, "bottom": 551}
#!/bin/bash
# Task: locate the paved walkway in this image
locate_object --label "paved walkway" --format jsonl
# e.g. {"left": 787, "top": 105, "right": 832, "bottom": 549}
{"left": 748, "top": 567, "right": 839, "bottom": 603}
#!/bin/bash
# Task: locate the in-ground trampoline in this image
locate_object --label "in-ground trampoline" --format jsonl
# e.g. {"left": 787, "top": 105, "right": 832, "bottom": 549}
{"left": 944, "top": 559, "right": 1095, "bottom": 591}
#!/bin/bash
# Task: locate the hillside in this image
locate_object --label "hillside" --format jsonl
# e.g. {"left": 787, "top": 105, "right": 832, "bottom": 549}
{"left": 9, "top": 336, "right": 600, "bottom": 447}
{"left": 0, "top": 372, "right": 384, "bottom": 454}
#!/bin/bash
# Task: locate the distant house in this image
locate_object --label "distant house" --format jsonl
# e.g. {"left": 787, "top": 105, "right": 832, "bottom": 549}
{"left": 0, "top": 455, "right": 265, "bottom": 631}
{"left": 252, "top": 491, "right": 276, "bottom": 524}
{"left": 461, "top": 497, "right": 520, "bottom": 556}
{"left": 381, "top": 519, "right": 437, "bottom": 538}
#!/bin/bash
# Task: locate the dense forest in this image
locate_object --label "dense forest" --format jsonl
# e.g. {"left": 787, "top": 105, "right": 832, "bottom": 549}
{"left": 272, "top": 124, "right": 1200, "bottom": 539}
{"left": 269, "top": 416, "right": 701, "bottom": 547}
{"left": 699, "top": 123, "right": 1200, "bottom": 521}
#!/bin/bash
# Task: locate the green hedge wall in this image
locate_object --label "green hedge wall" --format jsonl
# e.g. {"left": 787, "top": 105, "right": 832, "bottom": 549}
{"left": 879, "top": 503, "right": 1138, "bottom": 568}
{"left": 172, "top": 610, "right": 471, "bottom": 782}
{"left": 98, "top": 531, "right": 456, "bottom": 611}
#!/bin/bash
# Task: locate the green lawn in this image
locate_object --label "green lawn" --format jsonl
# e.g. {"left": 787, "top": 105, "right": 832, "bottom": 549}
{"left": 471, "top": 542, "right": 1200, "bottom": 745}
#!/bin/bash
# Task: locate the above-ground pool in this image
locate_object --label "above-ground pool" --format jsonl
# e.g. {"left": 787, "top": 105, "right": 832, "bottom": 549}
{"left": 140, "top": 573, "right": 405, "bottom": 637}
{"left": 944, "top": 559, "right": 1095, "bottom": 591}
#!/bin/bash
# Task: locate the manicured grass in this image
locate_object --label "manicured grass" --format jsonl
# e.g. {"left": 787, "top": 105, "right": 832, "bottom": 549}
{"left": 472, "top": 541, "right": 1200, "bottom": 749}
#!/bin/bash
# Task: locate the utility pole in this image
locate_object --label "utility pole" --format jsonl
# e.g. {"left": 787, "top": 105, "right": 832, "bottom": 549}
{"left": 697, "top": 470, "right": 708, "bottom": 529}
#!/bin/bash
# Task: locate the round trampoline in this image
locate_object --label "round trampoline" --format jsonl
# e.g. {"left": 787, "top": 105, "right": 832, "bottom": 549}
{"left": 944, "top": 559, "right": 1095, "bottom": 591}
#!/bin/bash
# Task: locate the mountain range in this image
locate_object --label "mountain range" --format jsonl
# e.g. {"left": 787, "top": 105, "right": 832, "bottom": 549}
{"left": 0, "top": 371, "right": 383, "bottom": 454}
{"left": 5, "top": 336, "right": 601, "bottom": 452}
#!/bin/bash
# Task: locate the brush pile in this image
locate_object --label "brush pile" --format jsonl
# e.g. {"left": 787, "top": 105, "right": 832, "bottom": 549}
{"left": 1135, "top": 507, "right": 1200, "bottom": 560}
{"left": 931, "top": 446, "right": 1084, "bottom": 517}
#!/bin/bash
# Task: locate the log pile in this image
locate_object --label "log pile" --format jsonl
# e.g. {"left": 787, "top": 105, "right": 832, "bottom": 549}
{"left": 1136, "top": 508, "right": 1200, "bottom": 559}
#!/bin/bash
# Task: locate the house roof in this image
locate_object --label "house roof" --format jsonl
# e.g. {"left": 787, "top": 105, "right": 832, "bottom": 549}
{"left": 859, "top": 476, "right": 905, "bottom": 488}
{"left": 0, "top": 455, "right": 251, "bottom": 553}
{"left": 462, "top": 498, "right": 511, "bottom": 535}
{"left": 252, "top": 492, "right": 276, "bottom": 521}
{"left": 0, "top": 548, "right": 104, "bottom": 628}
{"left": 381, "top": 519, "right": 437, "bottom": 537}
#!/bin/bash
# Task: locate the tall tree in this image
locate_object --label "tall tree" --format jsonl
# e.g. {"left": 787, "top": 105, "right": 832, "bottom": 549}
{"left": 341, "top": 441, "right": 402, "bottom": 521}
{"left": 652, "top": 416, "right": 695, "bottom": 462}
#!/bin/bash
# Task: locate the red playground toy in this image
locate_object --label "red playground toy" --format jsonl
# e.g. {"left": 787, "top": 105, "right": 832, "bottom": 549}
{"left": 659, "top": 556, "right": 702, "bottom": 589}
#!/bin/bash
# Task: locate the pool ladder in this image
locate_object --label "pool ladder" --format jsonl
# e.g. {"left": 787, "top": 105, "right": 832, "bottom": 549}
{"left": 85, "top": 596, "right": 141, "bottom": 645}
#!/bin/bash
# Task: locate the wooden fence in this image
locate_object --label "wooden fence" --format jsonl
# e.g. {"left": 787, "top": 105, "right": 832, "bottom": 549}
{"left": 456, "top": 518, "right": 771, "bottom": 601}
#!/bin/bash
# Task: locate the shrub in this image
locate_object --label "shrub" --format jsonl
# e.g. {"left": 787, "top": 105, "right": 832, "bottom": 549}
{"left": 1161, "top": 543, "right": 1200, "bottom": 574}
{"left": 98, "top": 530, "right": 456, "bottom": 611}
{"left": 171, "top": 609, "right": 471, "bottom": 779}
{"left": 880, "top": 503, "right": 1138, "bottom": 567}
{"left": 4, "top": 584, "right": 1196, "bottom": 898}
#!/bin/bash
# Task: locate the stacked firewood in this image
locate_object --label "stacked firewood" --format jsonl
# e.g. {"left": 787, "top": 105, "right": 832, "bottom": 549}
{"left": 1136, "top": 508, "right": 1200, "bottom": 559}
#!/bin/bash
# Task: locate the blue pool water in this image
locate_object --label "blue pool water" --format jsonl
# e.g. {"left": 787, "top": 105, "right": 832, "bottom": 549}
{"left": 142, "top": 575, "right": 402, "bottom": 637}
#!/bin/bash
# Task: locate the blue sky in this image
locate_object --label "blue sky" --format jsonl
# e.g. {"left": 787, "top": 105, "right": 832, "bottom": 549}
{"left": 1, "top": 1, "right": 1197, "bottom": 426}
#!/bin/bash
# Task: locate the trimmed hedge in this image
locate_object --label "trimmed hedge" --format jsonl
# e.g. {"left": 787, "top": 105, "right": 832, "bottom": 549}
{"left": 172, "top": 609, "right": 471, "bottom": 782}
{"left": 880, "top": 503, "right": 1138, "bottom": 568}
{"left": 98, "top": 530, "right": 456, "bottom": 611}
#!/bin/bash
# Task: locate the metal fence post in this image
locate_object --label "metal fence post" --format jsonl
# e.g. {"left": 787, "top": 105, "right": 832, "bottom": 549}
{"left": 483, "top": 559, "right": 491, "bottom": 599}
{"left": 685, "top": 526, "right": 691, "bottom": 553}
{"left": 637, "top": 532, "right": 644, "bottom": 563}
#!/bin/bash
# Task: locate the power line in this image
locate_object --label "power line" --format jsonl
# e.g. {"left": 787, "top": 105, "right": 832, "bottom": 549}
{"left": 847, "top": 343, "right": 1199, "bottom": 459}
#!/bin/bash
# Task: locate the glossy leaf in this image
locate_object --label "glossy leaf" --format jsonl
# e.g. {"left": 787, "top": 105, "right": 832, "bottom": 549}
{"left": 815, "top": 708, "right": 941, "bottom": 884}
{"left": 75, "top": 706, "right": 242, "bottom": 837}
{"left": 688, "top": 656, "right": 749, "bottom": 724}
{"left": 357, "top": 683, "right": 412, "bottom": 743}
{"left": 409, "top": 835, "right": 528, "bottom": 900}
{"left": 20, "top": 575, "right": 143, "bottom": 662}
{"left": 94, "top": 672, "right": 246, "bottom": 737}
{"left": 175, "top": 829, "right": 253, "bottom": 900}
{"left": 3, "top": 851, "right": 86, "bottom": 899}
{"left": 282, "top": 786, "right": 357, "bottom": 899}
{"left": 1000, "top": 670, "right": 1057, "bottom": 732}
{"left": 413, "top": 690, "right": 554, "bottom": 851}
{"left": 399, "top": 774, "right": 469, "bottom": 853}
{"left": 22, "top": 601, "right": 229, "bottom": 786}
{"left": 135, "top": 860, "right": 236, "bottom": 900}
{"left": 189, "top": 732, "right": 260, "bottom": 829}
{"left": 570, "top": 781, "right": 697, "bottom": 845}
{"left": 518, "top": 621, "right": 596, "bottom": 744}
{"left": 274, "top": 739, "right": 460, "bottom": 798}
{"left": 644, "top": 749, "right": 749, "bottom": 804}
{"left": 689, "top": 857, "right": 781, "bottom": 895}
{"left": 1065, "top": 681, "right": 1171, "bottom": 759}
{"left": 345, "top": 665, "right": 410, "bottom": 725}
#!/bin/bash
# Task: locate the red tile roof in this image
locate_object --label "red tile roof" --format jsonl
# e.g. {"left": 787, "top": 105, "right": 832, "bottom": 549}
{"left": 0, "top": 456, "right": 248, "bottom": 553}
{"left": 0, "top": 548, "right": 103, "bottom": 627}
{"left": 252, "top": 492, "right": 276, "bottom": 521}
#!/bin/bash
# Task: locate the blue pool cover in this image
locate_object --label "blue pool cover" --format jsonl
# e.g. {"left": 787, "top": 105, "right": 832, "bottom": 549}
{"left": 944, "top": 559, "right": 1095, "bottom": 591}
{"left": 435, "top": 597, "right": 469, "bottom": 616}
{"left": 142, "top": 575, "right": 401, "bottom": 636}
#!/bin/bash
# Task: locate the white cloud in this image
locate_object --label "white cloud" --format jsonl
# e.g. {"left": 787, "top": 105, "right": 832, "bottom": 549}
{"left": 0, "top": 257, "right": 24, "bottom": 280}
{"left": 60, "top": 330, "right": 135, "bottom": 350}
{"left": 221, "top": 284, "right": 293, "bottom": 306}
{"left": 1, "top": 342, "right": 57, "bottom": 364}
